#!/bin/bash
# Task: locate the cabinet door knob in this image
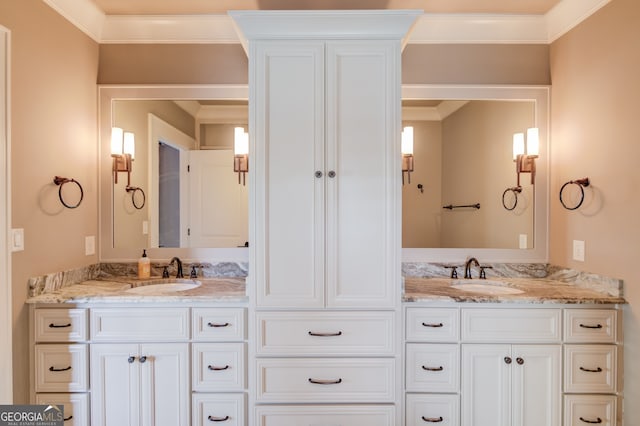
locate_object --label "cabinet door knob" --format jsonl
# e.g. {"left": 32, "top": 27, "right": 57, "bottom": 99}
{"left": 208, "top": 415, "right": 230, "bottom": 422}
{"left": 327, "top": 170, "right": 336, "bottom": 178}
{"left": 422, "top": 416, "right": 444, "bottom": 423}
{"left": 579, "top": 417, "right": 603, "bottom": 424}
{"left": 308, "top": 378, "right": 342, "bottom": 385}
{"left": 139, "top": 356, "right": 147, "bottom": 363}
{"left": 516, "top": 357, "right": 524, "bottom": 365}
{"left": 504, "top": 356, "right": 512, "bottom": 364}
{"left": 127, "top": 356, "right": 136, "bottom": 364}
{"left": 315, "top": 171, "right": 323, "bottom": 178}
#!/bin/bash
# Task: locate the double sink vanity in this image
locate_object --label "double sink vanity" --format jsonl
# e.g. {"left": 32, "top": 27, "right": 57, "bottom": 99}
{"left": 27, "top": 264, "right": 624, "bottom": 426}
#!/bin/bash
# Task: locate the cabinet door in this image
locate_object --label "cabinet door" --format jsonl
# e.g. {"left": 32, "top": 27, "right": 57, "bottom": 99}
{"left": 139, "top": 343, "right": 190, "bottom": 426}
{"left": 512, "top": 345, "right": 561, "bottom": 426}
{"left": 461, "top": 344, "right": 511, "bottom": 426}
{"left": 325, "top": 41, "right": 399, "bottom": 308}
{"left": 91, "top": 343, "right": 140, "bottom": 426}
{"left": 254, "top": 40, "right": 326, "bottom": 308}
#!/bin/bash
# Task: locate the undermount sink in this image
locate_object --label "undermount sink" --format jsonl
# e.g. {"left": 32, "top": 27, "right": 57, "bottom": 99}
{"left": 125, "top": 281, "right": 201, "bottom": 294}
{"left": 451, "top": 279, "right": 524, "bottom": 295}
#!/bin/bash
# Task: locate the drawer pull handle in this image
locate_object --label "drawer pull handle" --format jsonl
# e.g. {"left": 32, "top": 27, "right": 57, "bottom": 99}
{"left": 580, "top": 417, "right": 603, "bottom": 424}
{"left": 139, "top": 356, "right": 147, "bottom": 363}
{"left": 208, "top": 322, "right": 230, "bottom": 328}
{"left": 308, "top": 378, "right": 342, "bottom": 385}
{"left": 504, "top": 356, "right": 512, "bottom": 364}
{"left": 422, "top": 366, "right": 444, "bottom": 372}
{"left": 208, "top": 415, "right": 230, "bottom": 422}
{"left": 516, "top": 357, "right": 525, "bottom": 365}
{"left": 579, "top": 323, "right": 603, "bottom": 329}
{"left": 48, "top": 323, "right": 71, "bottom": 328}
{"left": 580, "top": 366, "right": 603, "bottom": 373}
{"left": 64, "top": 415, "right": 73, "bottom": 422}
{"left": 422, "top": 416, "right": 444, "bottom": 423}
{"left": 422, "top": 322, "right": 444, "bottom": 328}
{"left": 208, "top": 365, "right": 230, "bottom": 371}
{"left": 128, "top": 356, "right": 136, "bottom": 363}
{"left": 48, "top": 366, "right": 71, "bottom": 372}
{"left": 308, "top": 331, "right": 342, "bottom": 337}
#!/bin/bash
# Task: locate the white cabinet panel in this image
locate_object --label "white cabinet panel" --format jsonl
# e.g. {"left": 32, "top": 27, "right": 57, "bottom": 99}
{"left": 406, "top": 343, "right": 459, "bottom": 393}
{"left": 406, "top": 394, "right": 459, "bottom": 426}
{"left": 90, "top": 308, "right": 189, "bottom": 342}
{"left": 34, "top": 308, "right": 87, "bottom": 342}
{"left": 192, "top": 307, "right": 246, "bottom": 342}
{"left": 564, "top": 345, "right": 617, "bottom": 393}
{"left": 256, "top": 310, "right": 394, "bottom": 356}
{"left": 406, "top": 307, "right": 459, "bottom": 342}
{"left": 35, "top": 343, "right": 88, "bottom": 392}
{"left": 192, "top": 343, "right": 245, "bottom": 392}
{"left": 36, "top": 392, "right": 89, "bottom": 426}
{"left": 256, "top": 358, "right": 395, "bottom": 403}
{"left": 255, "top": 405, "right": 395, "bottom": 426}
{"left": 461, "top": 308, "right": 561, "bottom": 343}
{"left": 192, "top": 393, "right": 245, "bottom": 426}
{"left": 564, "top": 309, "right": 618, "bottom": 343}
{"left": 564, "top": 394, "right": 617, "bottom": 426}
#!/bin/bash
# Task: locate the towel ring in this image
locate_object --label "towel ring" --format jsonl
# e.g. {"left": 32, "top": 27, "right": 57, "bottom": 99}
{"left": 126, "top": 186, "right": 146, "bottom": 210}
{"left": 559, "top": 177, "right": 590, "bottom": 210}
{"left": 502, "top": 186, "right": 522, "bottom": 211}
{"left": 53, "top": 176, "right": 83, "bottom": 209}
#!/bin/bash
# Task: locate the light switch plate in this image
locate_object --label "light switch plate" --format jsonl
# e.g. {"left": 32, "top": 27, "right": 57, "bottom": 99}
{"left": 573, "top": 240, "right": 585, "bottom": 261}
{"left": 11, "top": 228, "right": 24, "bottom": 252}
{"left": 519, "top": 234, "right": 528, "bottom": 249}
{"left": 85, "top": 235, "right": 95, "bottom": 256}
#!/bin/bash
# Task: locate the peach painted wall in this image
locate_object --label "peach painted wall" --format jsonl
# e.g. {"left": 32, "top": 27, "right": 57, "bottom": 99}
{"left": 549, "top": 0, "right": 640, "bottom": 422}
{"left": 0, "top": 0, "right": 99, "bottom": 403}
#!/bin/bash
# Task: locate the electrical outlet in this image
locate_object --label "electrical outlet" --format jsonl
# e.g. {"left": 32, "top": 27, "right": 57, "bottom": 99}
{"left": 519, "top": 234, "right": 528, "bottom": 249}
{"left": 85, "top": 235, "right": 96, "bottom": 256}
{"left": 573, "top": 240, "right": 585, "bottom": 262}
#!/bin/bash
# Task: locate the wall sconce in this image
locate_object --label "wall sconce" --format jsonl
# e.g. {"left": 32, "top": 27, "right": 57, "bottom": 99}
{"left": 401, "top": 126, "right": 414, "bottom": 185}
{"left": 111, "top": 127, "right": 135, "bottom": 186}
{"left": 513, "top": 127, "right": 539, "bottom": 186}
{"left": 234, "top": 127, "right": 249, "bottom": 186}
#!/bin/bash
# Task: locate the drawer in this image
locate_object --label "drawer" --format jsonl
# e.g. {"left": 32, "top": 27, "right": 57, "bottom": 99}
{"left": 90, "top": 307, "right": 189, "bottom": 341}
{"left": 34, "top": 308, "right": 87, "bottom": 342}
{"left": 564, "top": 394, "right": 617, "bottom": 426}
{"left": 36, "top": 392, "right": 89, "bottom": 426}
{"left": 256, "top": 311, "right": 394, "bottom": 356}
{"left": 192, "top": 308, "right": 246, "bottom": 341}
{"left": 564, "top": 309, "right": 618, "bottom": 343}
{"left": 192, "top": 393, "right": 245, "bottom": 426}
{"left": 564, "top": 345, "right": 617, "bottom": 393}
{"left": 256, "top": 358, "right": 395, "bottom": 403}
{"left": 35, "top": 344, "right": 88, "bottom": 392}
{"left": 192, "top": 343, "right": 246, "bottom": 392}
{"left": 406, "top": 308, "right": 459, "bottom": 342}
{"left": 406, "top": 343, "right": 459, "bottom": 392}
{"left": 406, "top": 394, "right": 459, "bottom": 426}
{"left": 255, "top": 405, "right": 395, "bottom": 426}
{"left": 461, "top": 308, "right": 561, "bottom": 343}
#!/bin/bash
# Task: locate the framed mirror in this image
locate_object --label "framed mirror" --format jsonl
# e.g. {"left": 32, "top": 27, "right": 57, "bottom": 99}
{"left": 401, "top": 85, "right": 549, "bottom": 263}
{"left": 99, "top": 85, "right": 250, "bottom": 262}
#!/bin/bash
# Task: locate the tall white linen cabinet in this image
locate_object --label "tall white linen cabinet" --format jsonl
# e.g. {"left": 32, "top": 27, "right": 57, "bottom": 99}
{"left": 230, "top": 10, "right": 420, "bottom": 426}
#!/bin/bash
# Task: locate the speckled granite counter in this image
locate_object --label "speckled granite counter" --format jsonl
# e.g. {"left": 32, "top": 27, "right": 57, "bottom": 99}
{"left": 403, "top": 277, "right": 625, "bottom": 304}
{"left": 26, "top": 277, "right": 247, "bottom": 304}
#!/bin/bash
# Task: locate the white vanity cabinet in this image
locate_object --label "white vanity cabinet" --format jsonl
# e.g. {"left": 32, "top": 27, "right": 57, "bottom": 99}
{"left": 31, "top": 307, "right": 89, "bottom": 426}
{"left": 89, "top": 307, "right": 190, "bottom": 426}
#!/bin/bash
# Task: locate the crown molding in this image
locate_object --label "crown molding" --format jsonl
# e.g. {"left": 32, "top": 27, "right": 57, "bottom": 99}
{"left": 44, "top": 0, "right": 611, "bottom": 45}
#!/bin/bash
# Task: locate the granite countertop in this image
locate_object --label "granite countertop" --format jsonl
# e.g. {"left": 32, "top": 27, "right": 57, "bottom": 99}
{"left": 403, "top": 276, "right": 625, "bottom": 304}
{"left": 26, "top": 277, "right": 247, "bottom": 304}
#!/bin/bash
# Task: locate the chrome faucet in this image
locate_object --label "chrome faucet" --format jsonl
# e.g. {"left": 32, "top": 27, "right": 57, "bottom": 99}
{"left": 464, "top": 257, "right": 480, "bottom": 279}
{"left": 169, "top": 257, "right": 184, "bottom": 278}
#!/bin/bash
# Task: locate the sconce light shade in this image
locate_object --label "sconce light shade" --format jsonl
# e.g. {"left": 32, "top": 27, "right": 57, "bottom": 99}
{"left": 234, "top": 126, "right": 249, "bottom": 185}
{"left": 513, "top": 127, "right": 539, "bottom": 187}
{"left": 111, "top": 127, "right": 134, "bottom": 186}
{"left": 401, "top": 126, "right": 414, "bottom": 185}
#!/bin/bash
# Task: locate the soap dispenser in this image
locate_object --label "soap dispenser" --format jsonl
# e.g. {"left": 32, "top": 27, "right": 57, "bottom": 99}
{"left": 138, "top": 249, "right": 151, "bottom": 279}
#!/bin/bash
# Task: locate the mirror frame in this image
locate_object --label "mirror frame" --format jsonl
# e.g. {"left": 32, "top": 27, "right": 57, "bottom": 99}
{"left": 98, "top": 85, "right": 250, "bottom": 262}
{"left": 401, "top": 85, "right": 549, "bottom": 263}
{"left": 99, "top": 84, "right": 548, "bottom": 263}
